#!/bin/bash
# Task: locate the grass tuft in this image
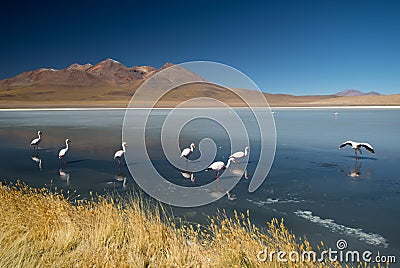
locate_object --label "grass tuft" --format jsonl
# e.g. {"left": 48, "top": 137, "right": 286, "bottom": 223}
{"left": 0, "top": 181, "right": 354, "bottom": 267}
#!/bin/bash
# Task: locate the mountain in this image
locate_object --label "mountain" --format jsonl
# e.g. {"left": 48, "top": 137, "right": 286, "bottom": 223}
{"left": 0, "top": 59, "right": 211, "bottom": 106}
{"left": 1, "top": 60, "right": 398, "bottom": 108}
{"left": 0, "top": 58, "right": 157, "bottom": 88}
{"left": 335, "top": 89, "right": 381, "bottom": 96}
{"left": 66, "top": 63, "right": 93, "bottom": 71}
{"left": 0, "top": 59, "right": 170, "bottom": 102}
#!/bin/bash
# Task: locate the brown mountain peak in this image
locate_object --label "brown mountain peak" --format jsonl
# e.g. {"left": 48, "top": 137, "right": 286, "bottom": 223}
{"left": 160, "top": 62, "right": 175, "bottom": 70}
{"left": 67, "top": 63, "right": 93, "bottom": 71}
{"left": 88, "top": 58, "right": 127, "bottom": 73}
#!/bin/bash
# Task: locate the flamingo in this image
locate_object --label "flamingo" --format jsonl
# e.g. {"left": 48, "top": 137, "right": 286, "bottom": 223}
{"left": 180, "top": 143, "right": 196, "bottom": 160}
{"left": 114, "top": 142, "right": 128, "bottom": 169}
{"left": 58, "top": 139, "right": 71, "bottom": 167}
{"left": 30, "top": 131, "right": 42, "bottom": 151}
{"left": 229, "top": 146, "right": 250, "bottom": 164}
{"left": 339, "top": 140, "right": 375, "bottom": 160}
{"left": 206, "top": 158, "right": 234, "bottom": 180}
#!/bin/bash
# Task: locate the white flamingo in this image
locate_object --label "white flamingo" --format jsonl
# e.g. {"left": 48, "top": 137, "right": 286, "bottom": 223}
{"left": 180, "top": 143, "right": 196, "bottom": 160}
{"left": 114, "top": 142, "right": 128, "bottom": 169}
{"left": 30, "top": 131, "right": 42, "bottom": 151}
{"left": 229, "top": 146, "right": 250, "bottom": 164}
{"left": 206, "top": 158, "right": 234, "bottom": 180}
{"left": 339, "top": 140, "right": 375, "bottom": 160}
{"left": 58, "top": 139, "right": 71, "bottom": 167}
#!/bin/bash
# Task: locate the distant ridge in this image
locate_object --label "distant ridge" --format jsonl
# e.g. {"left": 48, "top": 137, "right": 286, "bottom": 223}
{"left": 1, "top": 59, "right": 399, "bottom": 108}
{"left": 0, "top": 58, "right": 161, "bottom": 89}
{"left": 335, "top": 89, "right": 382, "bottom": 96}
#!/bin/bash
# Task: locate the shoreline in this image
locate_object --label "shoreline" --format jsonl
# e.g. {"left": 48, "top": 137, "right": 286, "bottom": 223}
{"left": 1, "top": 105, "right": 400, "bottom": 111}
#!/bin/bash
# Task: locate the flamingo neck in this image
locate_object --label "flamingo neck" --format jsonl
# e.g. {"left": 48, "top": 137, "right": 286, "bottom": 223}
{"left": 226, "top": 158, "right": 233, "bottom": 169}
{"left": 190, "top": 145, "right": 194, "bottom": 152}
{"left": 122, "top": 143, "right": 127, "bottom": 152}
{"left": 65, "top": 140, "right": 69, "bottom": 149}
{"left": 244, "top": 149, "right": 248, "bottom": 156}
{"left": 38, "top": 133, "right": 41, "bottom": 139}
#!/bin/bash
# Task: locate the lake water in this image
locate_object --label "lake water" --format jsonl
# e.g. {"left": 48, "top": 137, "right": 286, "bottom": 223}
{"left": 0, "top": 108, "right": 399, "bottom": 259}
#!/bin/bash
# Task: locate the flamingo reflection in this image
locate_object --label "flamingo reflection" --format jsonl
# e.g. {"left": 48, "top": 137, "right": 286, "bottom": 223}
{"left": 31, "top": 155, "right": 43, "bottom": 171}
{"left": 181, "top": 171, "right": 195, "bottom": 182}
{"left": 226, "top": 191, "right": 237, "bottom": 201}
{"left": 115, "top": 173, "right": 127, "bottom": 189}
{"left": 59, "top": 169, "right": 70, "bottom": 185}
{"left": 229, "top": 167, "right": 249, "bottom": 180}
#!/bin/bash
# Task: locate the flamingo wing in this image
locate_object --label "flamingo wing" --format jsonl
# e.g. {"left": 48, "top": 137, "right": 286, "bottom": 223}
{"left": 207, "top": 161, "right": 225, "bottom": 171}
{"left": 114, "top": 150, "right": 124, "bottom": 159}
{"left": 360, "top": 143, "right": 375, "bottom": 154}
{"left": 31, "top": 138, "right": 40, "bottom": 145}
{"left": 180, "top": 148, "right": 191, "bottom": 157}
{"left": 339, "top": 141, "right": 353, "bottom": 149}
{"left": 230, "top": 151, "right": 245, "bottom": 159}
{"left": 59, "top": 148, "right": 67, "bottom": 158}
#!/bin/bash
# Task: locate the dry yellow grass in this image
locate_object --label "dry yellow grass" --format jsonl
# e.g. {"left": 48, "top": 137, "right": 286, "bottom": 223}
{"left": 0, "top": 182, "right": 367, "bottom": 267}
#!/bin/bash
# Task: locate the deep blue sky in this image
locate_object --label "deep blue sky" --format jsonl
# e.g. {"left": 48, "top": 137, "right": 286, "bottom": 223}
{"left": 1, "top": 0, "right": 399, "bottom": 95}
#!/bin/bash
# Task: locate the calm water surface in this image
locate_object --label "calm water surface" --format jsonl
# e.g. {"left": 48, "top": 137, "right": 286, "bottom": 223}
{"left": 0, "top": 109, "right": 399, "bottom": 258}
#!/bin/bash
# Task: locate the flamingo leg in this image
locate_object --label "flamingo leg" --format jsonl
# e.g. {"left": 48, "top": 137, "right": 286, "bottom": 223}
{"left": 118, "top": 159, "right": 121, "bottom": 170}
{"left": 216, "top": 171, "right": 219, "bottom": 180}
{"left": 355, "top": 150, "right": 358, "bottom": 160}
{"left": 59, "top": 157, "right": 62, "bottom": 168}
